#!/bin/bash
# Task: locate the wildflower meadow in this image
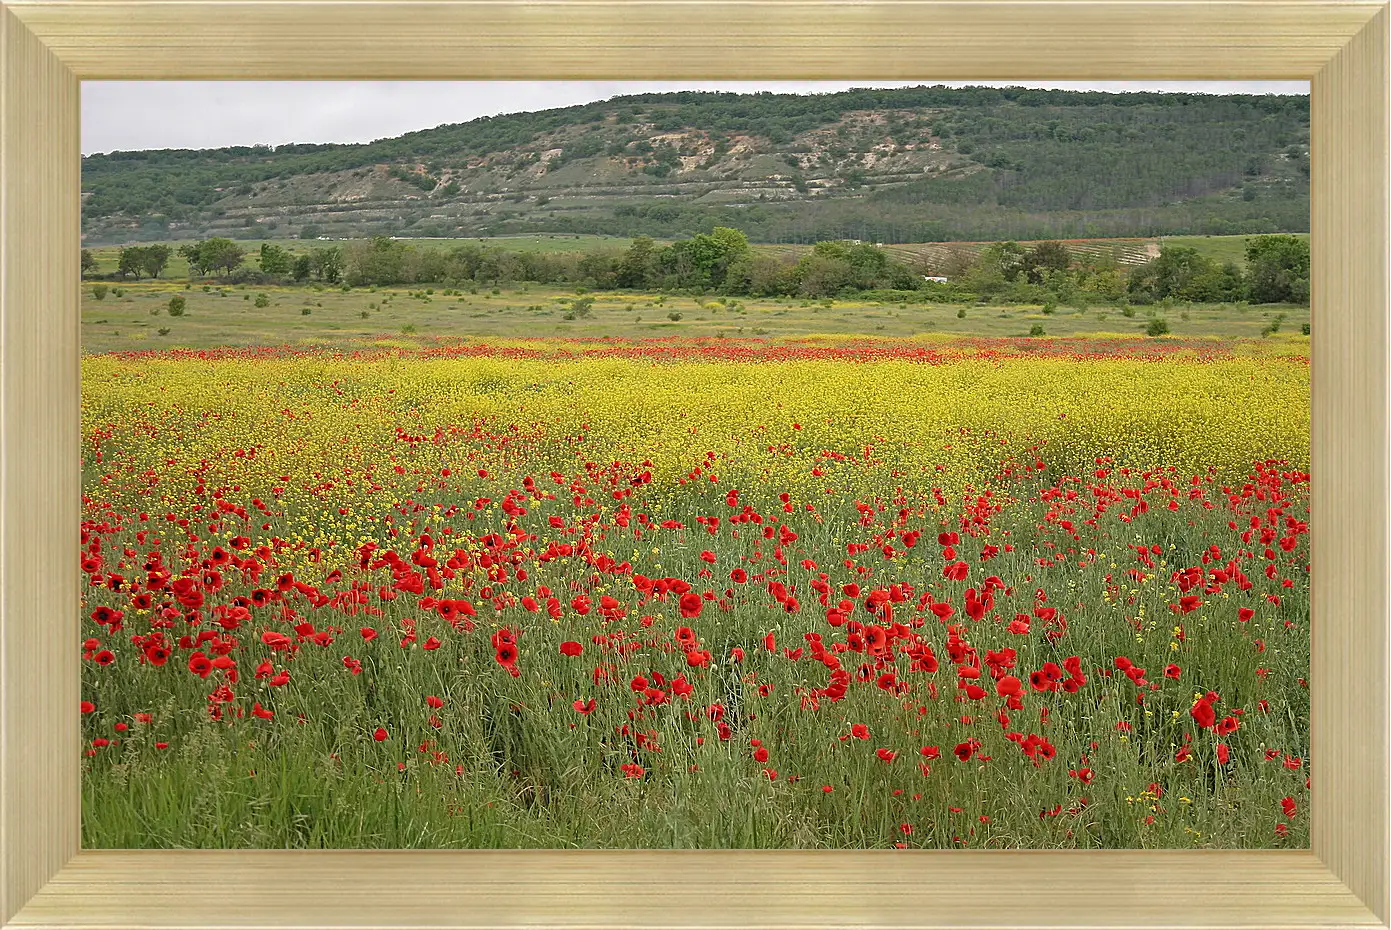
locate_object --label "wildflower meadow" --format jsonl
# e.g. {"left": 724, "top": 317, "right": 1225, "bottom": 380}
{"left": 80, "top": 336, "right": 1310, "bottom": 848}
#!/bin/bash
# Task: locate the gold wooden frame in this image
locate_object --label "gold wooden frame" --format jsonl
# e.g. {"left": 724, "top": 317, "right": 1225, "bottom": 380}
{"left": 1, "top": 2, "right": 1386, "bottom": 927}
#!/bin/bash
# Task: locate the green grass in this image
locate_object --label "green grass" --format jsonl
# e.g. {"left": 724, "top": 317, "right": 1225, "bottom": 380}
{"left": 80, "top": 280, "right": 1309, "bottom": 354}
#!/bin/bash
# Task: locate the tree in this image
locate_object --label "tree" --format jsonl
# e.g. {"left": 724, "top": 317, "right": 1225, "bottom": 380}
{"left": 141, "top": 244, "right": 171, "bottom": 279}
{"left": 81, "top": 249, "right": 97, "bottom": 278}
{"left": 311, "top": 246, "right": 345, "bottom": 284}
{"left": 299, "top": 223, "right": 324, "bottom": 240}
{"left": 199, "top": 238, "right": 245, "bottom": 276}
{"left": 117, "top": 246, "right": 147, "bottom": 280}
{"left": 1245, "top": 234, "right": 1309, "bottom": 304}
{"left": 615, "top": 236, "right": 658, "bottom": 288}
{"left": 292, "top": 254, "right": 313, "bottom": 282}
{"left": 1128, "top": 245, "right": 1210, "bottom": 302}
{"left": 259, "top": 243, "right": 293, "bottom": 276}
{"left": 977, "top": 241, "right": 1028, "bottom": 282}
{"left": 1020, "top": 241, "right": 1071, "bottom": 285}
{"left": 179, "top": 243, "right": 208, "bottom": 277}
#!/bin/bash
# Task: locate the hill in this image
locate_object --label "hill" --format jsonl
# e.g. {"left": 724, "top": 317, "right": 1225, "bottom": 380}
{"left": 81, "top": 86, "right": 1310, "bottom": 246}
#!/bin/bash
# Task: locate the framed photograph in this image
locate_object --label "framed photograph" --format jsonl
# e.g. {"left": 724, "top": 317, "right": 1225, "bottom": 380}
{"left": 2, "top": 1, "right": 1386, "bottom": 928}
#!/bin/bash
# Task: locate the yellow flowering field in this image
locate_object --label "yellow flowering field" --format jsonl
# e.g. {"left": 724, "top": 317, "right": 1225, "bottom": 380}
{"left": 80, "top": 338, "right": 1310, "bottom": 849}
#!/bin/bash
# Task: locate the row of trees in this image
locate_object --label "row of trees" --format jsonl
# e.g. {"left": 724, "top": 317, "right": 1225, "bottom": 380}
{"left": 83, "top": 230, "right": 1310, "bottom": 306}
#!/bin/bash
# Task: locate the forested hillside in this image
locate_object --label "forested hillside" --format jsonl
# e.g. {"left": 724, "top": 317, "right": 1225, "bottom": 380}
{"left": 82, "top": 86, "right": 1309, "bottom": 245}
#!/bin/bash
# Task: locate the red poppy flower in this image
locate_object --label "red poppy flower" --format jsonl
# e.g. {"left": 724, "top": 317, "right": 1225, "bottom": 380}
{"left": 1191, "top": 697, "right": 1217, "bottom": 729}
{"left": 559, "top": 641, "right": 584, "bottom": 657}
{"left": 876, "top": 749, "right": 897, "bottom": 762}
{"left": 373, "top": 727, "right": 389, "bottom": 742}
{"left": 851, "top": 724, "right": 870, "bottom": 740}
{"left": 80, "top": 701, "right": 96, "bottom": 714}
{"left": 93, "top": 650, "right": 115, "bottom": 666}
{"left": 426, "top": 695, "right": 445, "bottom": 709}
{"left": 678, "top": 592, "right": 704, "bottom": 619}
{"left": 1163, "top": 664, "right": 1182, "bottom": 679}
{"left": 996, "top": 675, "right": 1023, "bottom": 697}
{"left": 494, "top": 644, "right": 519, "bottom": 667}
{"left": 1215, "top": 743, "right": 1230, "bottom": 765}
{"left": 753, "top": 747, "right": 769, "bottom": 763}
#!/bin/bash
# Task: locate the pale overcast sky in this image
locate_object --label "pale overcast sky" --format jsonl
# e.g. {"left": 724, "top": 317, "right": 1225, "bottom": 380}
{"left": 81, "top": 80, "right": 1309, "bottom": 156}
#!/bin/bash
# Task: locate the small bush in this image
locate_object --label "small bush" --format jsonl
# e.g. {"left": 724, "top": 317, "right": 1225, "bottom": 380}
{"left": 1040, "top": 301, "right": 1056, "bottom": 315}
{"left": 360, "top": 311, "right": 369, "bottom": 319}
{"left": 301, "top": 307, "right": 312, "bottom": 315}
{"left": 1029, "top": 324, "right": 1046, "bottom": 337}
{"left": 1121, "top": 304, "right": 1136, "bottom": 318}
{"left": 1302, "top": 322, "right": 1311, "bottom": 336}
{"left": 1145, "top": 318, "right": 1170, "bottom": 337}
{"left": 92, "top": 284, "right": 108, "bottom": 300}
{"left": 667, "top": 311, "right": 683, "bottom": 322}
{"left": 254, "top": 294, "right": 270, "bottom": 308}
{"left": 156, "top": 327, "right": 170, "bottom": 336}
{"left": 956, "top": 308, "right": 967, "bottom": 319}
{"left": 167, "top": 296, "right": 186, "bottom": 316}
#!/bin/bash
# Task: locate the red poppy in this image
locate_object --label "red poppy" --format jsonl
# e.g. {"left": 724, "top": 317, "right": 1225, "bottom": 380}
{"left": 678, "top": 592, "right": 704, "bottom": 619}
{"left": 1163, "top": 664, "right": 1182, "bottom": 679}
{"left": 559, "top": 641, "right": 584, "bottom": 657}
{"left": 373, "top": 727, "right": 389, "bottom": 742}
{"left": 876, "top": 749, "right": 897, "bottom": 762}
{"left": 1191, "top": 697, "right": 1217, "bottom": 729}
{"left": 426, "top": 695, "right": 445, "bottom": 709}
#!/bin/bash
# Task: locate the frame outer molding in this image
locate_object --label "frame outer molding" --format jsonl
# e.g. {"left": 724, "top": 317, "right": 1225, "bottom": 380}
{"left": 0, "top": 4, "right": 80, "bottom": 925}
{"left": 0, "top": 2, "right": 1388, "bottom": 929}
{"left": 1311, "top": 5, "right": 1390, "bottom": 923}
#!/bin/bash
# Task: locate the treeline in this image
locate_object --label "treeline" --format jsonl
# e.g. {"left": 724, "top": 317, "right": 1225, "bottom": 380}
{"left": 88, "top": 230, "right": 1309, "bottom": 306}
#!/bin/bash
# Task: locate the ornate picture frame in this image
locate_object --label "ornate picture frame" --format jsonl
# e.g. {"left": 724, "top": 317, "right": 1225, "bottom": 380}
{"left": 1, "top": 2, "right": 1385, "bottom": 927}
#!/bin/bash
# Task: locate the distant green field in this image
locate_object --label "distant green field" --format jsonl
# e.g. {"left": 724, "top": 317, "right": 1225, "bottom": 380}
{"left": 79, "top": 279, "right": 1309, "bottom": 355}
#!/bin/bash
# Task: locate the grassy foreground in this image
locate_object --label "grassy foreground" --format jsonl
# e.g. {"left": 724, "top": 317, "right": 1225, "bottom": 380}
{"left": 81, "top": 341, "right": 1309, "bottom": 848}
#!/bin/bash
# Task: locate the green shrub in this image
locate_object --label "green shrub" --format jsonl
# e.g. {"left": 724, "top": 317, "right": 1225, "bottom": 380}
{"left": 167, "top": 296, "right": 186, "bottom": 316}
{"left": 667, "top": 311, "right": 683, "bottom": 321}
{"left": 301, "top": 307, "right": 312, "bottom": 315}
{"left": 1029, "top": 324, "right": 1046, "bottom": 337}
{"left": 92, "top": 284, "right": 108, "bottom": 300}
{"left": 1145, "top": 318, "right": 1170, "bottom": 337}
{"left": 254, "top": 293, "right": 270, "bottom": 307}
